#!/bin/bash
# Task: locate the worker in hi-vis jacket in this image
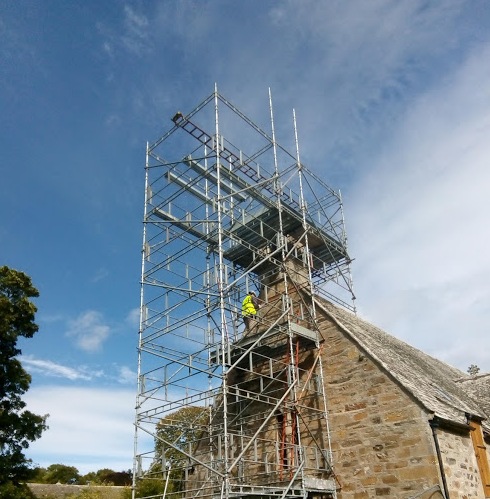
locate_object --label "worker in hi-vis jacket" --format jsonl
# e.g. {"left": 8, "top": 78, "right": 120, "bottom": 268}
{"left": 242, "top": 290, "right": 260, "bottom": 333}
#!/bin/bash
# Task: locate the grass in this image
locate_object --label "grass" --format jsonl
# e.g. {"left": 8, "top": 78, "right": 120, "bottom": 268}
{"left": 27, "top": 484, "right": 128, "bottom": 499}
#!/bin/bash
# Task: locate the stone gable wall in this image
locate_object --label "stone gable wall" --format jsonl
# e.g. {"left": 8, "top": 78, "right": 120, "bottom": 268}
{"left": 187, "top": 271, "right": 489, "bottom": 498}
{"left": 226, "top": 289, "right": 489, "bottom": 497}
{"left": 318, "top": 313, "right": 452, "bottom": 497}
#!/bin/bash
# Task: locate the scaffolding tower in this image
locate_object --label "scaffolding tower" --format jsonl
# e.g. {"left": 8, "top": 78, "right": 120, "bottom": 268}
{"left": 133, "top": 87, "right": 355, "bottom": 499}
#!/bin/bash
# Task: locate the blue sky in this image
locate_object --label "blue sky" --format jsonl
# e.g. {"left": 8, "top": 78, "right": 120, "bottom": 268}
{"left": 2, "top": 0, "right": 490, "bottom": 475}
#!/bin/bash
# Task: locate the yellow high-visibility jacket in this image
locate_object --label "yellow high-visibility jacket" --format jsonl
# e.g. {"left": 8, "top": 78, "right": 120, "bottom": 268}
{"left": 242, "top": 294, "right": 257, "bottom": 317}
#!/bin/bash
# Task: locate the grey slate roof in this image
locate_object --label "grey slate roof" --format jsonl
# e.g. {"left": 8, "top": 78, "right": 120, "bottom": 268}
{"left": 457, "top": 374, "right": 490, "bottom": 417}
{"left": 313, "top": 296, "right": 490, "bottom": 432}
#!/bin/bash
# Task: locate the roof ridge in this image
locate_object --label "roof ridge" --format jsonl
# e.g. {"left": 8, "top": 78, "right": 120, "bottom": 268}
{"left": 311, "top": 294, "right": 487, "bottom": 425}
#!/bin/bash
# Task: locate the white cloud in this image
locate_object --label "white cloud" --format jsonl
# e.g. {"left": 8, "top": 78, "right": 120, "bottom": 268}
{"left": 102, "top": 40, "right": 113, "bottom": 57}
{"left": 90, "top": 267, "right": 109, "bottom": 283}
{"left": 24, "top": 386, "right": 146, "bottom": 474}
{"left": 117, "top": 365, "right": 136, "bottom": 385}
{"left": 105, "top": 113, "right": 121, "bottom": 127}
{"left": 21, "top": 355, "right": 136, "bottom": 385}
{"left": 21, "top": 356, "right": 95, "bottom": 381}
{"left": 65, "top": 311, "right": 111, "bottom": 353}
{"left": 126, "top": 307, "right": 140, "bottom": 328}
{"left": 96, "top": 4, "right": 152, "bottom": 66}
{"left": 121, "top": 5, "right": 151, "bottom": 56}
{"left": 348, "top": 41, "right": 490, "bottom": 371}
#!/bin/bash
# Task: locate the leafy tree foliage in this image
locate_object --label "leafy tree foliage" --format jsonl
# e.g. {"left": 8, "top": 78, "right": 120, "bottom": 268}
{"left": 28, "top": 466, "right": 47, "bottom": 483}
{"left": 127, "top": 406, "right": 207, "bottom": 497}
{"left": 122, "top": 478, "right": 165, "bottom": 499}
{"left": 153, "top": 406, "right": 208, "bottom": 494}
{"left": 43, "top": 464, "right": 80, "bottom": 484}
{"left": 0, "top": 481, "right": 36, "bottom": 499}
{"left": 0, "top": 266, "right": 48, "bottom": 493}
{"left": 29, "top": 465, "right": 132, "bottom": 487}
{"left": 83, "top": 468, "right": 132, "bottom": 486}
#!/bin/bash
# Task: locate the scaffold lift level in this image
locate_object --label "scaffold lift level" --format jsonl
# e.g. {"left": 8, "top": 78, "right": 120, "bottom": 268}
{"left": 132, "top": 87, "right": 355, "bottom": 499}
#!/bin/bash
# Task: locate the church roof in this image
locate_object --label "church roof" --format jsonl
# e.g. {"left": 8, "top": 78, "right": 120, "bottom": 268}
{"left": 457, "top": 374, "right": 490, "bottom": 417}
{"left": 314, "top": 297, "right": 490, "bottom": 432}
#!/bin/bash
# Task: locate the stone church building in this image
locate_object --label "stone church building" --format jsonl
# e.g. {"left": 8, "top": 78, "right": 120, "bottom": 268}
{"left": 189, "top": 258, "right": 490, "bottom": 498}
{"left": 251, "top": 255, "right": 490, "bottom": 498}
{"left": 313, "top": 295, "right": 490, "bottom": 497}
{"left": 137, "top": 91, "right": 490, "bottom": 499}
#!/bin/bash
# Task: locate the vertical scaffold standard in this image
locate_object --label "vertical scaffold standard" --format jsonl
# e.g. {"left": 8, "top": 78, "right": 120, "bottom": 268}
{"left": 132, "top": 88, "right": 355, "bottom": 499}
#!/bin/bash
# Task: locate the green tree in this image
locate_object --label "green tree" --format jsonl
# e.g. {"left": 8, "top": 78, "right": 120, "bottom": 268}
{"left": 83, "top": 468, "right": 132, "bottom": 486}
{"left": 43, "top": 464, "right": 80, "bottom": 484}
{"left": 27, "top": 466, "right": 47, "bottom": 483}
{"left": 122, "top": 478, "right": 165, "bottom": 499}
{"left": 128, "top": 406, "right": 207, "bottom": 498}
{"left": 154, "top": 406, "right": 207, "bottom": 494}
{"left": 96, "top": 469, "right": 132, "bottom": 486}
{"left": 0, "top": 480, "right": 36, "bottom": 499}
{"left": 81, "top": 471, "right": 98, "bottom": 484}
{"left": 0, "top": 266, "right": 48, "bottom": 495}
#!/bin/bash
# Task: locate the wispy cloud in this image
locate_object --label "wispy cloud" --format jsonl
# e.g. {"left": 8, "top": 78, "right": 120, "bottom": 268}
{"left": 254, "top": 0, "right": 469, "bottom": 169}
{"left": 117, "top": 365, "right": 136, "bottom": 385}
{"left": 348, "top": 41, "right": 490, "bottom": 370}
{"left": 21, "top": 355, "right": 136, "bottom": 386}
{"left": 21, "top": 356, "right": 95, "bottom": 381}
{"left": 105, "top": 113, "right": 121, "bottom": 127}
{"left": 24, "top": 386, "right": 143, "bottom": 474}
{"left": 0, "top": 12, "right": 40, "bottom": 100}
{"left": 97, "top": 4, "right": 152, "bottom": 60}
{"left": 65, "top": 311, "right": 111, "bottom": 353}
{"left": 122, "top": 5, "right": 151, "bottom": 55}
{"left": 91, "top": 267, "right": 109, "bottom": 283}
{"left": 126, "top": 307, "right": 140, "bottom": 328}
